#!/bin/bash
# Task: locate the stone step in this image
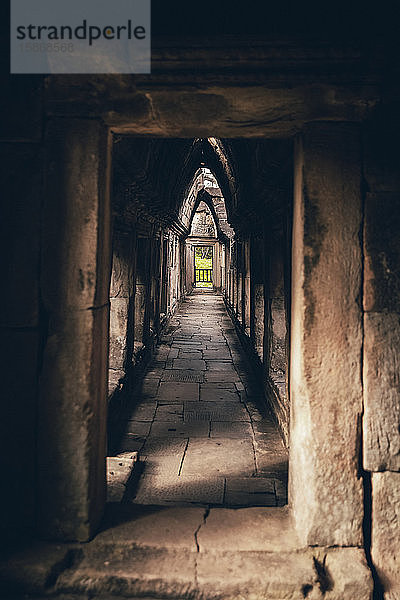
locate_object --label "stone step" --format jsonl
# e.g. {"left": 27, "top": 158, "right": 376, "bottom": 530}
{"left": 0, "top": 507, "right": 372, "bottom": 600}
{"left": 25, "top": 544, "right": 371, "bottom": 600}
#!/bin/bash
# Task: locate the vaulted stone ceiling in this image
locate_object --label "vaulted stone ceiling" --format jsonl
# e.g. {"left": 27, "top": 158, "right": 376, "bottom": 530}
{"left": 112, "top": 137, "right": 292, "bottom": 237}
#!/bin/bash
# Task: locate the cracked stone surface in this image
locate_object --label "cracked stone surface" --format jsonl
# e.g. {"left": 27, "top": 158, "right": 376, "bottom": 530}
{"left": 1, "top": 507, "right": 372, "bottom": 599}
{"left": 115, "top": 292, "right": 288, "bottom": 508}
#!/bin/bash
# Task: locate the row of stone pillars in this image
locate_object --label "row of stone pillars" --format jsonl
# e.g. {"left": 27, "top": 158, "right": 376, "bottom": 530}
{"left": 108, "top": 220, "right": 184, "bottom": 413}
{"left": 225, "top": 229, "right": 290, "bottom": 443}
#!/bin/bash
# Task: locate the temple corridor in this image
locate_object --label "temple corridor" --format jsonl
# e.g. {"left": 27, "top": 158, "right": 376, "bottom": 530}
{"left": 2, "top": 20, "right": 400, "bottom": 595}
{"left": 112, "top": 292, "right": 288, "bottom": 507}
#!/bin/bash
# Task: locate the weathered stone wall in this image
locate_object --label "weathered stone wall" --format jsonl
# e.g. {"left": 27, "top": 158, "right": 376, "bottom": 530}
{"left": 363, "top": 107, "right": 400, "bottom": 598}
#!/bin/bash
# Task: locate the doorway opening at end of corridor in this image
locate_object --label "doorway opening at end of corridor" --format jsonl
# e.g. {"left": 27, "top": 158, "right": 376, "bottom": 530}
{"left": 195, "top": 246, "right": 213, "bottom": 288}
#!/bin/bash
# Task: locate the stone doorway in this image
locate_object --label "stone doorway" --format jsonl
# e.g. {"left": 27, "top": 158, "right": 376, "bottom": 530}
{"left": 194, "top": 246, "right": 213, "bottom": 288}
{"left": 106, "top": 138, "right": 291, "bottom": 511}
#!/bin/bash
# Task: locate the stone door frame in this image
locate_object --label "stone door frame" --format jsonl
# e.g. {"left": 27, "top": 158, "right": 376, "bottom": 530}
{"left": 39, "top": 112, "right": 365, "bottom": 554}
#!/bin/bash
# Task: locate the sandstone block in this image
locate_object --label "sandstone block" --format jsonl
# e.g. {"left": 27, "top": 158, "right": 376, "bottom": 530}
{"left": 109, "top": 297, "right": 130, "bottom": 369}
{"left": 364, "top": 193, "right": 400, "bottom": 313}
{"left": 109, "top": 231, "right": 134, "bottom": 298}
{"left": 290, "top": 124, "right": 364, "bottom": 546}
{"left": 372, "top": 472, "right": 400, "bottom": 599}
{"left": 41, "top": 118, "right": 111, "bottom": 312}
{"left": 38, "top": 306, "right": 109, "bottom": 540}
{"left": 363, "top": 312, "right": 400, "bottom": 471}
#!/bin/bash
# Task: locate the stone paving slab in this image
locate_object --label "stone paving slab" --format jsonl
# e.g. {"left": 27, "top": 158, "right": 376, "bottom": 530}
{"left": 154, "top": 405, "right": 183, "bottom": 421}
{"left": 184, "top": 401, "right": 250, "bottom": 422}
{"left": 156, "top": 382, "right": 199, "bottom": 403}
{"left": 197, "top": 506, "right": 297, "bottom": 552}
{"left": 125, "top": 421, "right": 152, "bottom": 436}
{"left": 178, "top": 351, "right": 202, "bottom": 359}
{"left": 161, "top": 370, "right": 205, "bottom": 383}
{"left": 119, "top": 435, "right": 147, "bottom": 453}
{"left": 140, "top": 439, "right": 187, "bottom": 475}
{"left": 181, "top": 438, "right": 255, "bottom": 477}
{"left": 224, "top": 477, "right": 276, "bottom": 507}
{"left": 210, "top": 421, "right": 253, "bottom": 438}
{"left": 98, "top": 505, "right": 204, "bottom": 547}
{"left": 149, "top": 422, "right": 209, "bottom": 438}
{"left": 201, "top": 381, "right": 236, "bottom": 390}
{"left": 200, "top": 387, "right": 240, "bottom": 401}
{"left": 205, "top": 362, "right": 237, "bottom": 374}
{"left": 127, "top": 403, "right": 157, "bottom": 422}
{"left": 204, "top": 371, "right": 241, "bottom": 383}
{"left": 171, "top": 358, "right": 207, "bottom": 370}
{"left": 167, "top": 348, "right": 179, "bottom": 359}
{"left": 133, "top": 474, "right": 224, "bottom": 506}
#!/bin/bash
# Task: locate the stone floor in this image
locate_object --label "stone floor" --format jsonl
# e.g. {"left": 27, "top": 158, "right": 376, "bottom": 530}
{"left": 1, "top": 295, "right": 374, "bottom": 599}
{"left": 116, "top": 291, "right": 288, "bottom": 508}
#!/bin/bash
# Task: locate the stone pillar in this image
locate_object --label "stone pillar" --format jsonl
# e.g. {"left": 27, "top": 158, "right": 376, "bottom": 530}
{"left": 134, "top": 236, "right": 149, "bottom": 347}
{"left": 250, "top": 235, "right": 264, "bottom": 359}
{"left": 221, "top": 245, "right": 226, "bottom": 292}
{"left": 243, "top": 239, "right": 251, "bottom": 334}
{"left": 290, "top": 123, "right": 363, "bottom": 546}
{"left": 363, "top": 111, "right": 400, "bottom": 596}
{"left": 268, "top": 234, "right": 289, "bottom": 442}
{"left": 149, "top": 229, "right": 161, "bottom": 337}
{"left": 109, "top": 228, "right": 134, "bottom": 393}
{"left": 160, "top": 236, "right": 169, "bottom": 315}
{"left": 253, "top": 285, "right": 264, "bottom": 359}
{"left": 185, "top": 243, "right": 193, "bottom": 292}
{"left": 38, "top": 118, "right": 111, "bottom": 541}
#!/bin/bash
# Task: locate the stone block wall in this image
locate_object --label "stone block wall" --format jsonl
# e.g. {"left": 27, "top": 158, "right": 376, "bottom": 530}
{"left": 363, "top": 109, "right": 400, "bottom": 598}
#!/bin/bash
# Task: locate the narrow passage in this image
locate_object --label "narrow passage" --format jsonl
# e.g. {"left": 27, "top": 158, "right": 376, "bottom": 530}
{"left": 117, "top": 292, "right": 288, "bottom": 507}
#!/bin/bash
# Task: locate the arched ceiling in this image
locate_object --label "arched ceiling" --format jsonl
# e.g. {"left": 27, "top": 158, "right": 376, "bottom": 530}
{"left": 112, "top": 136, "right": 292, "bottom": 237}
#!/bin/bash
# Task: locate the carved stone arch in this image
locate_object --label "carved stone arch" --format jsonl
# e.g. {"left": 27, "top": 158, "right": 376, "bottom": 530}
{"left": 176, "top": 138, "right": 238, "bottom": 226}
{"left": 186, "top": 189, "right": 228, "bottom": 244}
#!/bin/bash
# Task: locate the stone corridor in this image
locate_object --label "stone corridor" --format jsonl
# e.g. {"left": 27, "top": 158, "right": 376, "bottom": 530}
{"left": 114, "top": 292, "right": 288, "bottom": 507}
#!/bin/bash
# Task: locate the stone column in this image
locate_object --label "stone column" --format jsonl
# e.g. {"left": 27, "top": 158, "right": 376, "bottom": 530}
{"left": 185, "top": 243, "right": 192, "bottom": 292}
{"left": 109, "top": 228, "right": 134, "bottom": 393}
{"left": 290, "top": 123, "right": 364, "bottom": 546}
{"left": 268, "top": 234, "right": 289, "bottom": 443}
{"left": 160, "top": 236, "right": 169, "bottom": 315}
{"left": 213, "top": 242, "right": 220, "bottom": 289}
{"left": 38, "top": 118, "right": 111, "bottom": 541}
{"left": 363, "top": 110, "right": 400, "bottom": 596}
{"left": 134, "top": 236, "right": 149, "bottom": 347}
{"left": 243, "top": 239, "right": 251, "bottom": 334}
